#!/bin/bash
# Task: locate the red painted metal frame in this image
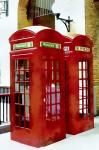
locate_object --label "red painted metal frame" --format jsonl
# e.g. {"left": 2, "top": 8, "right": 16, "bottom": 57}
{"left": 64, "top": 35, "right": 94, "bottom": 135}
{"left": 9, "top": 28, "right": 71, "bottom": 147}
{"left": 9, "top": 28, "right": 94, "bottom": 147}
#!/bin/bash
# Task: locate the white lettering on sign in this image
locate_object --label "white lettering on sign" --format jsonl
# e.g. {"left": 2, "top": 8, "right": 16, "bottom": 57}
{"left": 75, "top": 46, "right": 90, "bottom": 52}
{"left": 13, "top": 42, "right": 33, "bottom": 50}
{"left": 40, "top": 41, "right": 61, "bottom": 49}
{"left": 64, "top": 46, "right": 69, "bottom": 52}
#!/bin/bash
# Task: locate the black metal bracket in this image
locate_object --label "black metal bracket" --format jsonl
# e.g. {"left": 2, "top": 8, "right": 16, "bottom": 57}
{"left": 54, "top": 13, "right": 73, "bottom": 32}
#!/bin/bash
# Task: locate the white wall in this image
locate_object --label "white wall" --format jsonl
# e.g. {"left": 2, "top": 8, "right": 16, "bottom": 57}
{"left": 0, "top": 0, "right": 19, "bottom": 86}
{"left": 52, "top": 0, "right": 85, "bottom": 37}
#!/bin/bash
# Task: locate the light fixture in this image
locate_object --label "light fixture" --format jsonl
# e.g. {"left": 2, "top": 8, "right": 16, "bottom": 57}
{"left": 54, "top": 13, "right": 73, "bottom": 32}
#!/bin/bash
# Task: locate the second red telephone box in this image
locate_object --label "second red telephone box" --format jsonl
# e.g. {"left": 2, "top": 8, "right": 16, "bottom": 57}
{"left": 64, "top": 35, "right": 94, "bottom": 134}
{"left": 9, "top": 27, "right": 71, "bottom": 147}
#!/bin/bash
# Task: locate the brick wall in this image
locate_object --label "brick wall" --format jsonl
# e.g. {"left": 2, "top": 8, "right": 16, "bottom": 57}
{"left": 18, "top": 0, "right": 33, "bottom": 29}
{"left": 85, "top": 0, "right": 99, "bottom": 114}
{"left": 18, "top": 0, "right": 55, "bottom": 30}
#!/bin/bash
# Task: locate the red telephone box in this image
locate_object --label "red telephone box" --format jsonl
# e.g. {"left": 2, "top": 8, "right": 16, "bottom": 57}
{"left": 64, "top": 35, "right": 94, "bottom": 134}
{"left": 9, "top": 27, "right": 71, "bottom": 147}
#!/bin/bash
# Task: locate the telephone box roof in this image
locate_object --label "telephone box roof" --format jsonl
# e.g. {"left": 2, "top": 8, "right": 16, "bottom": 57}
{"left": 9, "top": 26, "right": 71, "bottom": 43}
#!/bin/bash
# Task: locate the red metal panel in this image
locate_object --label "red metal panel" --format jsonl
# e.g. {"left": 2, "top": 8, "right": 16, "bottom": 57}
{"left": 64, "top": 35, "right": 94, "bottom": 135}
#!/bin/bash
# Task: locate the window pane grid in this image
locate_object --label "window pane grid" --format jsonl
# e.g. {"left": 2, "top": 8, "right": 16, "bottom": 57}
{"left": 79, "top": 61, "right": 90, "bottom": 117}
{"left": 45, "top": 59, "right": 61, "bottom": 121}
{"left": 14, "top": 60, "right": 30, "bottom": 129}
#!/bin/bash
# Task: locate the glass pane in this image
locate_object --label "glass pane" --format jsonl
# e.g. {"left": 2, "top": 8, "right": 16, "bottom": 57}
{"left": 20, "top": 71, "right": 24, "bottom": 81}
{"left": 52, "top": 93, "right": 55, "bottom": 104}
{"left": 51, "top": 84, "right": 55, "bottom": 92}
{"left": 15, "top": 93, "right": 19, "bottom": 103}
{"left": 56, "top": 82, "right": 60, "bottom": 92}
{"left": 52, "top": 105, "right": 56, "bottom": 115}
{"left": 20, "top": 116, "right": 24, "bottom": 127}
{"left": 83, "top": 89, "right": 86, "bottom": 96}
{"left": 84, "top": 99, "right": 86, "bottom": 105}
{"left": 15, "top": 83, "right": 19, "bottom": 92}
{"left": 46, "top": 94, "right": 50, "bottom": 105}
{"left": 79, "top": 90, "right": 82, "bottom": 96}
{"left": 79, "top": 62, "right": 82, "bottom": 69}
{"left": 83, "top": 80, "right": 86, "bottom": 87}
{"left": 79, "top": 80, "right": 82, "bottom": 88}
{"left": 57, "top": 93, "right": 60, "bottom": 103}
{"left": 26, "top": 60, "right": 29, "bottom": 69}
{"left": 25, "top": 82, "right": 29, "bottom": 93}
{"left": 25, "top": 94, "right": 29, "bottom": 106}
{"left": 19, "top": 93, "right": 24, "bottom": 105}
{"left": 79, "top": 104, "right": 82, "bottom": 109}
{"left": 20, "top": 105, "right": 24, "bottom": 116}
{"left": 19, "top": 60, "right": 25, "bottom": 69}
{"left": 79, "top": 100, "right": 82, "bottom": 104}
{"left": 15, "top": 104, "right": 19, "bottom": 114}
{"left": 83, "top": 71, "right": 86, "bottom": 78}
{"left": 20, "top": 82, "right": 24, "bottom": 93}
{"left": 46, "top": 85, "right": 50, "bottom": 93}
{"left": 25, "top": 71, "right": 29, "bottom": 80}
{"left": 79, "top": 109, "right": 82, "bottom": 114}
{"left": 25, "top": 106, "right": 29, "bottom": 118}
{"left": 84, "top": 109, "right": 86, "bottom": 114}
{"left": 25, "top": 118, "right": 30, "bottom": 128}
{"left": 79, "top": 71, "right": 82, "bottom": 79}
{"left": 15, "top": 71, "right": 19, "bottom": 81}
{"left": 57, "top": 104, "right": 60, "bottom": 114}
{"left": 83, "top": 61, "right": 86, "bottom": 69}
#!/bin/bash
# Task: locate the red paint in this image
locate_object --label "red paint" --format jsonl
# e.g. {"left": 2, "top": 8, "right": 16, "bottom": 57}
{"left": 9, "top": 28, "right": 94, "bottom": 147}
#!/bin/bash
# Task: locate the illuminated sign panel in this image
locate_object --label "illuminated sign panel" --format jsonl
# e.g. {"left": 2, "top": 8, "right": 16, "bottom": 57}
{"left": 75, "top": 46, "right": 90, "bottom": 52}
{"left": 40, "top": 41, "right": 61, "bottom": 49}
{"left": 13, "top": 42, "right": 33, "bottom": 50}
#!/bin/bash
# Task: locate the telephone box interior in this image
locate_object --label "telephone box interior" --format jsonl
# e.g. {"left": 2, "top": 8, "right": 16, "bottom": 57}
{"left": 9, "top": 27, "right": 71, "bottom": 147}
{"left": 64, "top": 35, "right": 94, "bottom": 135}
